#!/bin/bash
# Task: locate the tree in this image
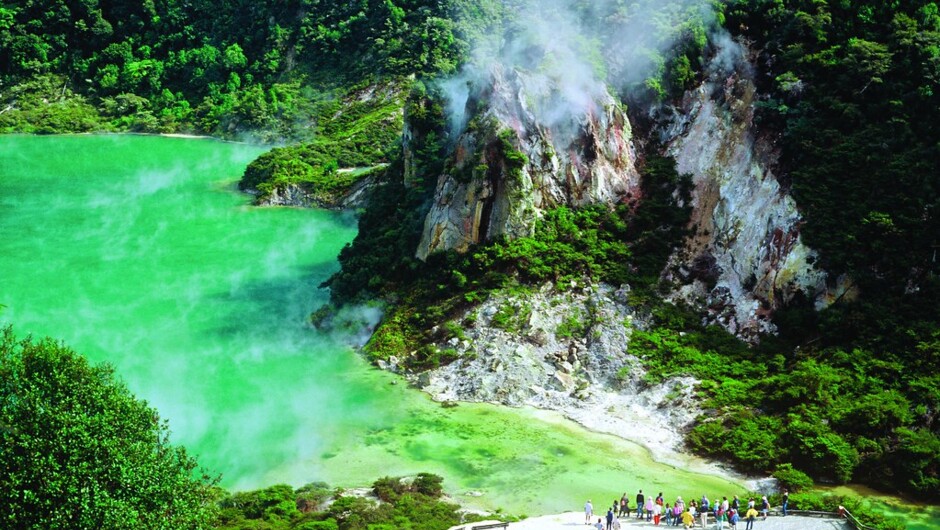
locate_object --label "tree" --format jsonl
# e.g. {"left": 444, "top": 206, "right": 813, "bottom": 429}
{"left": 0, "top": 327, "right": 219, "bottom": 530}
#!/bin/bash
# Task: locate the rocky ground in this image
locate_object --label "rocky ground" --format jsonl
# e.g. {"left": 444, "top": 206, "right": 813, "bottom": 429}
{"left": 395, "top": 282, "right": 752, "bottom": 481}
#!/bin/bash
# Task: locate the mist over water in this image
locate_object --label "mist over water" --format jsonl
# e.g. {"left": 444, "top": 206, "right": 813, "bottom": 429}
{"left": 0, "top": 135, "right": 745, "bottom": 512}
{"left": 0, "top": 135, "right": 366, "bottom": 487}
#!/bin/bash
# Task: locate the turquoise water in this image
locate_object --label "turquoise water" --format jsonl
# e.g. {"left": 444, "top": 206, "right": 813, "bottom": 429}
{"left": 6, "top": 134, "right": 930, "bottom": 524}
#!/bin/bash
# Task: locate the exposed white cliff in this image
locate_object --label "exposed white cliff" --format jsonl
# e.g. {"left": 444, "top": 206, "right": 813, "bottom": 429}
{"left": 415, "top": 65, "right": 641, "bottom": 260}
{"left": 659, "top": 39, "right": 849, "bottom": 340}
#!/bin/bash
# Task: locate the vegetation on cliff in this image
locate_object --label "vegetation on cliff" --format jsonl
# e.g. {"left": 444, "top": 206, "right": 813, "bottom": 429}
{"left": 238, "top": 81, "right": 407, "bottom": 204}
{"left": 720, "top": 0, "right": 940, "bottom": 499}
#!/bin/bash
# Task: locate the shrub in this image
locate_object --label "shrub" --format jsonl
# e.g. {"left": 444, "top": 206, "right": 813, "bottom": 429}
{"left": 772, "top": 463, "right": 814, "bottom": 493}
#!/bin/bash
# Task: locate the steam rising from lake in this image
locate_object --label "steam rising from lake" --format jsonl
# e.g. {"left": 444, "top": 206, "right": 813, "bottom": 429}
{"left": 0, "top": 135, "right": 363, "bottom": 487}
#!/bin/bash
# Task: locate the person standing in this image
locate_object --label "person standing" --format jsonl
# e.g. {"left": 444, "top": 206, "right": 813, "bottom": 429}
{"left": 673, "top": 497, "right": 685, "bottom": 527}
{"left": 745, "top": 506, "right": 759, "bottom": 530}
{"left": 665, "top": 503, "right": 674, "bottom": 526}
{"left": 700, "top": 502, "right": 709, "bottom": 529}
{"left": 728, "top": 508, "right": 739, "bottom": 530}
{"left": 652, "top": 501, "right": 662, "bottom": 525}
{"left": 585, "top": 499, "right": 594, "bottom": 525}
{"left": 607, "top": 507, "right": 615, "bottom": 530}
{"left": 637, "top": 490, "right": 645, "bottom": 519}
{"left": 721, "top": 497, "right": 729, "bottom": 512}
{"left": 781, "top": 489, "right": 789, "bottom": 516}
{"left": 714, "top": 505, "right": 725, "bottom": 530}
{"left": 619, "top": 493, "right": 629, "bottom": 518}
{"left": 760, "top": 496, "right": 769, "bottom": 520}
{"left": 646, "top": 497, "right": 655, "bottom": 521}
{"left": 731, "top": 495, "right": 740, "bottom": 512}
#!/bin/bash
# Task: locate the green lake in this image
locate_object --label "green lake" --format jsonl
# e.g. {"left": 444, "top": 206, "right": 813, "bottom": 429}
{"left": 0, "top": 135, "right": 934, "bottom": 526}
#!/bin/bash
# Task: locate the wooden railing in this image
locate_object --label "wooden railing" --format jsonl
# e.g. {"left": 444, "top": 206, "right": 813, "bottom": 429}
{"left": 687, "top": 507, "right": 871, "bottom": 529}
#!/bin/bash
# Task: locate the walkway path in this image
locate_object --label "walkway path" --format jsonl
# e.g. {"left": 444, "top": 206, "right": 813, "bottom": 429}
{"left": 452, "top": 512, "right": 849, "bottom": 530}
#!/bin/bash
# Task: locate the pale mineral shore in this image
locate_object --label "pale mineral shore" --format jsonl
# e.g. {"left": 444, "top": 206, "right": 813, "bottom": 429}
{"left": 383, "top": 283, "right": 772, "bottom": 495}
{"left": 159, "top": 133, "right": 214, "bottom": 138}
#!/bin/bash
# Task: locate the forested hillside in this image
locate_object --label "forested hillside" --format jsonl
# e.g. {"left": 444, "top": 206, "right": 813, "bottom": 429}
{"left": 0, "top": 0, "right": 487, "bottom": 137}
{"left": 2, "top": 0, "right": 938, "bottom": 507}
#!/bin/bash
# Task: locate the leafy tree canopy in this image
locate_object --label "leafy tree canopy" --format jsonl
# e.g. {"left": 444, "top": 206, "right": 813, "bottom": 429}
{"left": 0, "top": 327, "right": 219, "bottom": 530}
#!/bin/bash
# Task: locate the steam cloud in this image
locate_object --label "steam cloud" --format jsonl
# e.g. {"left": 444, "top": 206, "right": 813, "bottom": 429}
{"left": 440, "top": 0, "right": 722, "bottom": 136}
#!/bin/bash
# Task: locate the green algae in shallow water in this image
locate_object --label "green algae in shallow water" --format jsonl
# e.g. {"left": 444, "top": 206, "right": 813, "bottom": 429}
{"left": 1, "top": 134, "right": 745, "bottom": 515}
{"left": 820, "top": 485, "right": 940, "bottom": 530}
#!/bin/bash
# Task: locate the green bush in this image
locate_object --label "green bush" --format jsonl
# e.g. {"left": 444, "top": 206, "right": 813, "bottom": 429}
{"left": 217, "top": 474, "right": 462, "bottom": 530}
{"left": 413, "top": 473, "right": 444, "bottom": 497}
{"left": 772, "top": 464, "right": 814, "bottom": 493}
{"left": 556, "top": 313, "right": 587, "bottom": 339}
{"left": 296, "top": 521, "right": 338, "bottom": 530}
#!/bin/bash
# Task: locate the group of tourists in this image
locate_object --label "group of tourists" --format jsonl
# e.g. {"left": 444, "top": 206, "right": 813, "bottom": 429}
{"left": 583, "top": 489, "right": 783, "bottom": 530}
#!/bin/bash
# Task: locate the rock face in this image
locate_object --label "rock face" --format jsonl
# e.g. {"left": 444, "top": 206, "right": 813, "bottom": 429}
{"left": 411, "top": 42, "right": 851, "bottom": 341}
{"left": 659, "top": 40, "right": 850, "bottom": 340}
{"left": 415, "top": 64, "right": 641, "bottom": 260}
{"left": 411, "top": 283, "right": 706, "bottom": 463}
{"left": 251, "top": 172, "right": 377, "bottom": 210}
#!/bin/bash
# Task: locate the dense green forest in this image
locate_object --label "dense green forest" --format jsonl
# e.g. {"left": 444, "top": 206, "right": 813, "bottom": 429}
{"left": 2, "top": 0, "right": 938, "bottom": 513}
{"left": 0, "top": 0, "right": 486, "bottom": 137}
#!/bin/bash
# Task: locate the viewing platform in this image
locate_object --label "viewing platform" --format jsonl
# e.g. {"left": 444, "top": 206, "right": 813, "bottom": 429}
{"left": 452, "top": 511, "right": 853, "bottom": 530}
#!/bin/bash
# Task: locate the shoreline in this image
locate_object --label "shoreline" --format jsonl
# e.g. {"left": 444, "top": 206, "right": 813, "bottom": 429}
{"left": 424, "top": 390, "right": 762, "bottom": 495}
{"left": 1, "top": 130, "right": 266, "bottom": 146}
{"left": 407, "top": 285, "right": 766, "bottom": 500}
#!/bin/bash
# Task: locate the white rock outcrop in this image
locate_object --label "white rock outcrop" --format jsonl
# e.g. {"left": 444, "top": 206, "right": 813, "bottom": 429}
{"left": 660, "top": 40, "right": 851, "bottom": 340}
{"left": 252, "top": 172, "right": 378, "bottom": 210}
{"left": 415, "top": 64, "right": 641, "bottom": 260}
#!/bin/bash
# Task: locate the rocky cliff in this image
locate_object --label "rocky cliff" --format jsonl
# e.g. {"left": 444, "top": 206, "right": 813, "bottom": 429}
{"left": 408, "top": 40, "right": 850, "bottom": 340}
{"left": 415, "top": 64, "right": 642, "bottom": 260}
{"left": 657, "top": 41, "right": 852, "bottom": 340}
